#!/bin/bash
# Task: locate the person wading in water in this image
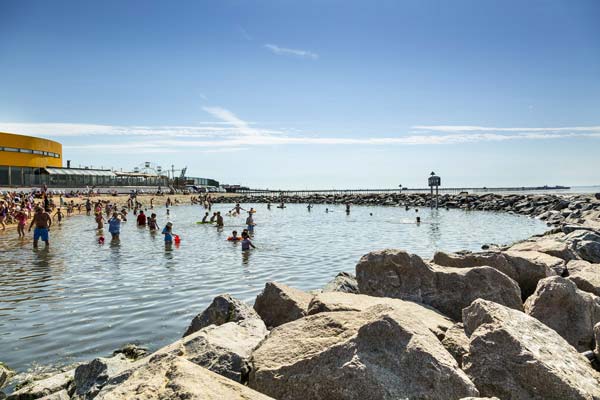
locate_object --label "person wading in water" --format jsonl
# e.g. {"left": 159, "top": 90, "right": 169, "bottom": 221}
{"left": 28, "top": 207, "right": 52, "bottom": 248}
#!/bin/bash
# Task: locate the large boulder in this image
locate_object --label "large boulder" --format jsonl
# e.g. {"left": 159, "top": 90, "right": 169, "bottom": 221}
{"left": 442, "top": 323, "right": 470, "bottom": 368}
{"left": 524, "top": 276, "right": 600, "bottom": 351}
{"left": 156, "top": 318, "right": 267, "bottom": 383}
{"left": 95, "top": 354, "right": 273, "bottom": 400}
{"left": 38, "top": 390, "right": 69, "bottom": 400}
{"left": 249, "top": 305, "right": 480, "bottom": 400}
{"left": 8, "top": 370, "right": 74, "bottom": 400}
{"left": 567, "top": 260, "right": 600, "bottom": 296}
{"left": 307, "top": 291, "right": 453, "bottom": 338}
{"left": 463, "top": 299, "right": 600, "bottom": 399}
{"left": 356, "top": 249, "right": 523, "bottom": 321}
{"left": 433, "top": 250, "right": 560, "bottom": 298}
{"left": 183, "top": 294, "right": 260, "bottom": 337}
{"left": 575, "top": 241, "right": 600, "bottom": 264}
{"left": 73, "top": 354, "right": 132, "bottom": 399}
{"left": 322, "top": 272, "right": 359, "bottom": 294}
{"left": 253, "top": 282, "right": 313, "bottom": 328}
{"left": 508, "top": 236, "right": 577, "bottom": 261}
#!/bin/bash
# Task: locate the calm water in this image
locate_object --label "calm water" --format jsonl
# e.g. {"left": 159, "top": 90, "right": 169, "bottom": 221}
{"left": 0, "top": 203, "right": 547, "bottom": 373}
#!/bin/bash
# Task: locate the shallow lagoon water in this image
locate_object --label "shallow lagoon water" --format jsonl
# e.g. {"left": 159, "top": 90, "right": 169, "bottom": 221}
{"left": 0, "top": 203, "right": 548, "bottom": 373}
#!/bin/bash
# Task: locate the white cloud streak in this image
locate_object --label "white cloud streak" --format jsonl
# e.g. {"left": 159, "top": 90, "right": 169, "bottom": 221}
{"left": 264, "top": 44, "right": 318, "bottom": 59}
{"left": 2, "top": 110, "right": 599, "bottom": 154}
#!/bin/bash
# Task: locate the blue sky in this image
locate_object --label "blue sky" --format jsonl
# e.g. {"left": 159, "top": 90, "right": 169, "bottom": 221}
{"left": 1, "top": 0, "right": 599, "bottom": 188}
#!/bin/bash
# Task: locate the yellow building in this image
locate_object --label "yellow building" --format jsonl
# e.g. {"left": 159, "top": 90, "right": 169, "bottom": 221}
{"left": 0, "top": 131, "right": 62, "bottom": 186}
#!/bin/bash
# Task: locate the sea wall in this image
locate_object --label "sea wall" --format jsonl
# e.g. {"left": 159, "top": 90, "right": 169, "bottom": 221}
{"left": 3, "top": 192, "right": 600, "bottom": 400}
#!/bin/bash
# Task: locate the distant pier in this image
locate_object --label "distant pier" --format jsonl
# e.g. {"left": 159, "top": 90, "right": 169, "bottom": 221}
{"left": 235, "top": 185, "right": 571, "bottom": 196}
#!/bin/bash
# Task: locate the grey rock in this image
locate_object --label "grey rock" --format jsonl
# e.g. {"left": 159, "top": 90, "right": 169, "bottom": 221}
{"left": 183, "top": 294, "right": 260, "bottom": 337}
{"left": 111, "top": 344, "right": 147, "bottom": 361}
{"left": 307, "top": 291, "right": 454, "bottom": 338}
{"left": 8, "top": 370, "right": 74, "bottom": 400}
{"left": 249, "top": 305, "right": 479, "bottom": 400}
{"left": 253, "top": 282, "right": 313, "bottom": 328}
{"left": 155, "top": 318, "right": 267, "bottom": 383}
{"left": 322, "top": 272, "right": 359, "bottom": 294}
{"left": 508, "top": 236, "right": 577, "bottom": 261}
{"left": 38, "top": 390, "right": 69, "bottom": 400}
{"left": 433, "top": 250, "right": 560, "bottom": 299}
{"left": 442, "top": 323, "right": 470, "bottom": 368}
{"left": 74, "top": 354, "right": 132, "bottom": 399}
{"left": 356, "top": 249, "right": 523, "bottom": 321}
{"left": 463, "top": 299, "right": 600, "bottom": 400}
{"left": 0, "top": 364, "right": 13, "bottom": 390}
{"left": 576, "top": 240, "right": 600, "bottom": 263}
{"left": 524, "top": 276, "right": 600, "bottom": 351}
{"left": 567, "top": 260, "right": 600, "bottom": 296}
{"left": 95, "top": 354, "right": 273, "bottom": 400}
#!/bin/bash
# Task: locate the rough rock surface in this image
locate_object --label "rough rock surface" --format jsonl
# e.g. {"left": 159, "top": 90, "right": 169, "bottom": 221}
{"left": 576, "top": 240, "right": 600, "bottom": 263}
{"left": 568, "top": 260, "right": 600, "bottom": 296}
{"left": 95, "top": 354, "right": 273, "bottom": 400}
{"left": 0, "top": 364, "right": 12, "bottom": 390}
{"left": 322, "top": 272, "right": 359, "bottom": 294}
{"left": 253, "top": 282, "right": 313, "bottom": 328}
{"left": 508, "top": 236, "right": 577, "bottom": 261}
{"left": 249, "top": 305, "right": 479, "bottom": 400}
{"left": 307, "top": 291, "right": 453, "bottom": 338}
{"left": 74, "top": 354, "right": 132, "bottom": 399}
{"left": 463, "top": 299, "right": 600, "bottom": 399}
{"left": 38, "top": 390, "right": 70, "bottom": 400}
{"left": 184, "top": 294, "right": 261, "bottom": 337}
{"left": 111, "top": 344, "right": 148, "bottom": 361}
{"left": 441, "top": 323, "right": 470, "bottom": 368}
{"left": 432, "top": 250, "right": 560, "bottom": 298}
{"left": 356, "top": 249, "right": 523, "bottom": 320}
{"left": 524, "top": 276, "right": 600, "bottom": 351}
{"left": 7, "top": 370, "right": 74, "bottom": 400}
{"left": 157, "top": 318, "right": 267, "bottom": 382}
{"left": 595, "top": 322, "right": 600, "bottom": 358}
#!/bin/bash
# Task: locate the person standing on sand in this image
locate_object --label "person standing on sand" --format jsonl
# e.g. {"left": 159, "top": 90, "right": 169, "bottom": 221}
{"left": 28, "top": 207, "right": 52, "bottom": 248}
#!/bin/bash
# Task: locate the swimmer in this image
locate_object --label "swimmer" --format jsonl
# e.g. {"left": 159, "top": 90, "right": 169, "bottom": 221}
{"left": 201, "top": 212, "right": 209, "bottom": 223}
{"left": 307, "top": 204, "right": 312, "bottom": 211}
{"left": 267, "top": 203, "right": 271, "bottom": 210}
{"left": 148, "top": 213, "right": 159, "bottom": 231}
{"left": 210, "top": 212, "right": 217, "bottom": 223}
{"left": 241, "top": 232, "right": 256, "bottom": 251}
{"left": 216, "top": 212, "right": 224, "bottom": 227}
{"left": 246, "top": 211, "right": 255, "bottom": 233}
{"left": 416, "top": 216, "right": 421, "bottom": 224}
{"left": 325, "top": 208, "right": 329, "bottom": 213}
{"left": 108, "top": 212, "right": 121, "bottom": 240}
{"left": 227, "top": 230, "right": 241, "bottom": 241}
{"left": 345, "top": 203, "right": 351, "bottom": 213}
{"left": 137, "top": 210, "right": 147, "bottom": 226}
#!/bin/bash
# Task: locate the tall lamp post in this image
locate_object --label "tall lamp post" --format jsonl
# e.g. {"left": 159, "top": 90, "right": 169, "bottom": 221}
{"left": 428, "top": 171, "right": 441, "bottom": 209}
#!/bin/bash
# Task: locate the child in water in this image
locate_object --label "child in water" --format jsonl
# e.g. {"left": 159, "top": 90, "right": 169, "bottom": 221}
{"left": 54, "top": 208, "right": 64, "bottom": 225}
{"left": 241, "top": 231, "right": 256, "bottom": 251}
{"left": 148, "top": 213, "right": 158, "bottom": 231}
{"left": 162, "top": 222, "right": 176, "bottom": 246}
{"left": 227, "top": 230, "right": 241, "bottom": 241}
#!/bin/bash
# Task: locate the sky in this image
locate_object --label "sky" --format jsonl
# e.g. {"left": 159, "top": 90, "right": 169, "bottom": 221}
{"left": 0, "top": 0, "right": 599, "bottom": 189}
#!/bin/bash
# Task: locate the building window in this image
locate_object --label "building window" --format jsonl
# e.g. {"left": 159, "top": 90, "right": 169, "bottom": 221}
{"left": 3, "top": 147, "right": 18, "bottom": 152}
{"left": 19, "top": 149, "right": 33, "bottom": 154}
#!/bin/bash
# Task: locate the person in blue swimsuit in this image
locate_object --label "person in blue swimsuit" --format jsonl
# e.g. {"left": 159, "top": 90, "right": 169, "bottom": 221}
{"left": 108, "top": 212, "right": 121, "bottom": 241}
{"left": 28, "top": 207, "right": 52, "bottom": 248}
{"left": 162, "top": 222, "right": 175, "bottom": 247}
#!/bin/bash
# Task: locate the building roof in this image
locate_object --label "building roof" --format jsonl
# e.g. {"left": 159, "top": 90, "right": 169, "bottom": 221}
{"left": 44, "top": 167, "right": 116, "bottom": 177}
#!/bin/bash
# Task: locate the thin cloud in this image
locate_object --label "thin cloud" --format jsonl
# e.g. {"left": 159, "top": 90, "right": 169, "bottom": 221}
{"left": 4, "top": 109, "right": 600, "bottom": 155}
{"left": 413, "top": 125, "right": 600, "bottom": 133}
{"left": 264, "top": 44, "right": 318, "bottom": 60}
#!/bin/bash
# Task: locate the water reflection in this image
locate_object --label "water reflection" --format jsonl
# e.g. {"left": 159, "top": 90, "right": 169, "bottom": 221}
{"left": 0, "top": 203, "right": 548, "bottom": 373}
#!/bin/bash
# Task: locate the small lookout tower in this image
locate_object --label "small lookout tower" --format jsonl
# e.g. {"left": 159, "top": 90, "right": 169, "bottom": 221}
{"left": 428, "top": 171, "right": 441, "bottom": 209}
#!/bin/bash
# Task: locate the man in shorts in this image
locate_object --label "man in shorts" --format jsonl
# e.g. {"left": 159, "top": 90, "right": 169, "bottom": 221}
{"left": 29, "top": 207, "right": 52, "bottom": 248}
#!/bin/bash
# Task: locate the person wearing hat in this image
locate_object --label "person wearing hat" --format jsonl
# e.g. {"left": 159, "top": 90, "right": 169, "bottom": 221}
{"left": 162, "top": 221, "right": 176, "bottom": 246}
